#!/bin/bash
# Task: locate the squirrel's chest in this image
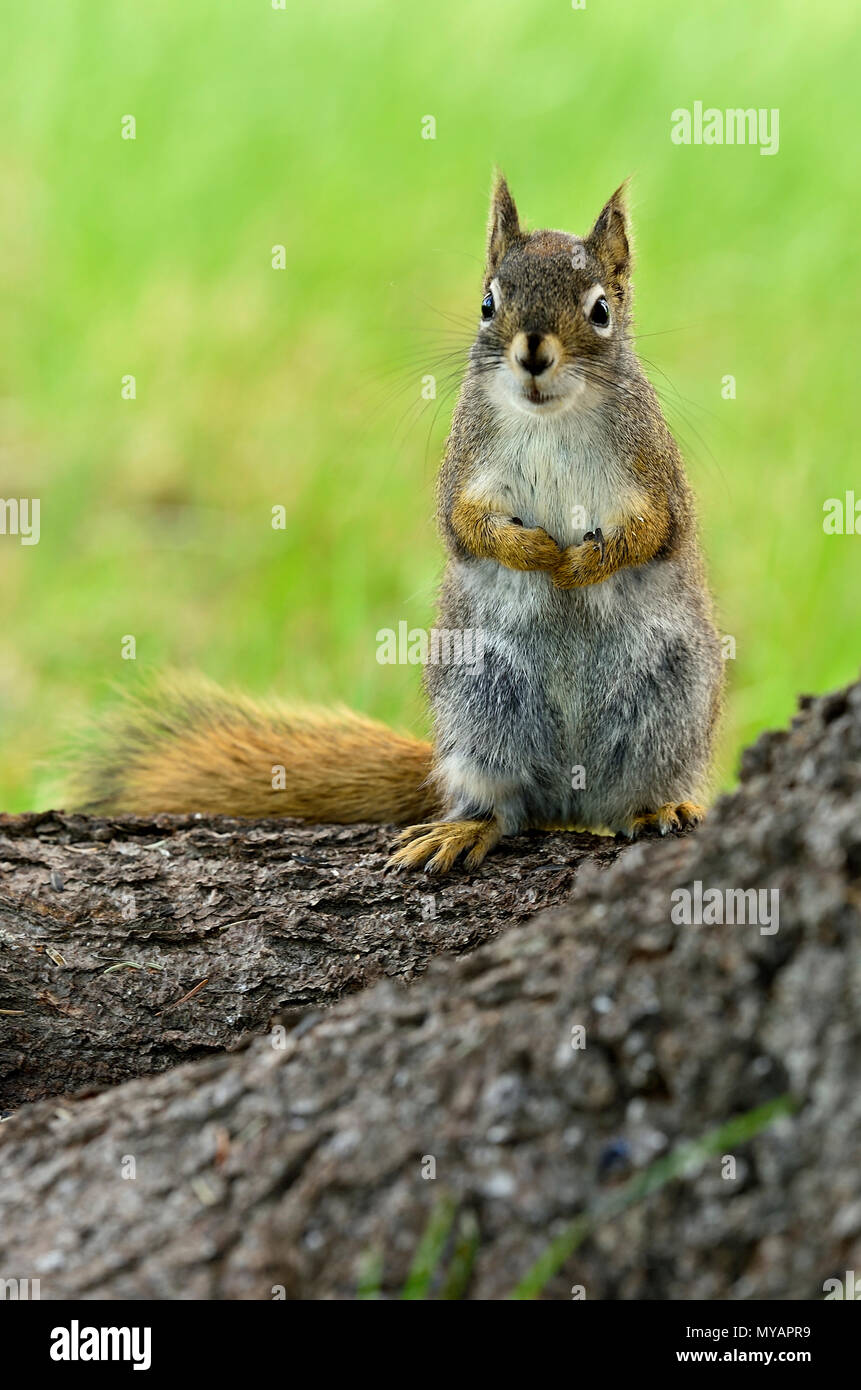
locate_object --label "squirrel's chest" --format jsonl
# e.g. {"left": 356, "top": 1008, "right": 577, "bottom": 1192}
{"left": 474, "top": 424, "right": 625, "bottom": 548}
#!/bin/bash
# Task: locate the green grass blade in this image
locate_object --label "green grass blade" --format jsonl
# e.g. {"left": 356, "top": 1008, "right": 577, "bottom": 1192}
{"left": 511, "top": 1093, "right": 796, "bottom": 1300}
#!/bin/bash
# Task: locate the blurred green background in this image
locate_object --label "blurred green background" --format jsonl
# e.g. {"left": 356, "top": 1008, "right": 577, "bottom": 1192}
{"left": 0, "top": 0, "right": 857, "bottom": 811}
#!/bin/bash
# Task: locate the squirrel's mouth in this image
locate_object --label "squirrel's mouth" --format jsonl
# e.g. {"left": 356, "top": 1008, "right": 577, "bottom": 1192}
{"left": 488, "top": 365, "right": 587, "bottom": 419}
{"left": 524, "top": 384, "right": 552, "bottom": 406}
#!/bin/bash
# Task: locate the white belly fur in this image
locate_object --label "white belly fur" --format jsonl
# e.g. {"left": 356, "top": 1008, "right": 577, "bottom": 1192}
{"left": 469, "top": 407, "right": 635, "bottom": 550}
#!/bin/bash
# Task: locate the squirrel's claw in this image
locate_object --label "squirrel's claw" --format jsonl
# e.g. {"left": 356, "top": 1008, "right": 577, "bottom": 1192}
{"left": 617, "top": 801, "right": 706, "bottom": 839}
{"left": 582, "top": 527, "right": 606, "bottom": 562}
{"left": 386, "top": 818, "right": 501, "bottom": 873}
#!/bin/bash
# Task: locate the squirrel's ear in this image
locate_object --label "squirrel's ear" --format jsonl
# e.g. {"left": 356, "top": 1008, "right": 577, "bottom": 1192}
{"left": 586, "top": 182, "right": 631, "bottom": 298}
{"left": 486, "top": 173, "right": 521, "bottom": 277}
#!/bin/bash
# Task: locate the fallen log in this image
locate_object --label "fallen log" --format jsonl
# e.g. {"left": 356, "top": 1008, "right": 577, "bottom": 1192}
{"left": 0, "top": 813, "right": 625, "bottom": 1110}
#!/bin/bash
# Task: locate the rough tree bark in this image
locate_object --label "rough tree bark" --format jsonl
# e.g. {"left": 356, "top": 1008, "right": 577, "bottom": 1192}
{"left": 0, "top": 816, "right": 625, "bottom": 1110}
{"left": 0, "top": 683, "right": 858, "bottom": 1300}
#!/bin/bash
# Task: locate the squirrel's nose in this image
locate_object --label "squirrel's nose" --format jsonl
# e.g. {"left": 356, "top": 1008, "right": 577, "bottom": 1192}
{"left": 515, "top": 332, "right": 555, "bottom": 377}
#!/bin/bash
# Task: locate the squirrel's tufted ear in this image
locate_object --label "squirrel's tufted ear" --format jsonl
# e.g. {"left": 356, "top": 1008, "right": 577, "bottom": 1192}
{"left": 486, "top": 173, "right": 522, "bottom": 277}
{"left": 586, "top": 182, "right": 632, "bottom": 298}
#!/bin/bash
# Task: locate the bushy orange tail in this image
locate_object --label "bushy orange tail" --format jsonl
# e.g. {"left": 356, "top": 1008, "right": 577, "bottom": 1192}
{"left": 70, "top": 676, "right": 440, "bottom": 824}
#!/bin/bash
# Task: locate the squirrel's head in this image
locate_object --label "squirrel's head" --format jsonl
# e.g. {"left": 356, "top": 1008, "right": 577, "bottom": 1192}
{"left": 472, "top": 174, "right": 633, "bottom": 420}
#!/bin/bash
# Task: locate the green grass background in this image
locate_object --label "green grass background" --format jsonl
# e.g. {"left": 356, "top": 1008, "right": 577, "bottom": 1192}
{"left": 0, "top": 0, "right": 857, "bottom": 811}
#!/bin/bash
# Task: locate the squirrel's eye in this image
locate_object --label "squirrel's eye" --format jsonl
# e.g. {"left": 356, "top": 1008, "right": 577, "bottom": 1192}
{"left": 480, "top": 292, "right": 495, "bottom": 321}
{"left": 589, "top": 296, "right": 610, "bottom": 328}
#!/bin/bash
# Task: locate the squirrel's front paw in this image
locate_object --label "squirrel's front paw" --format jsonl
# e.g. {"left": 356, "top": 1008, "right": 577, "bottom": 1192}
{"left": 552, "top": 529, "right": 605, "bottom": 589}
{"left": 500, "top": 522, "right": 562, "bottom": 572}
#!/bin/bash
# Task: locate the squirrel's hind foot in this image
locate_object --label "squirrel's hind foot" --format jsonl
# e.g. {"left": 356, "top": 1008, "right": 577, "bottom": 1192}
{"left": 386, "top": 818, "right": 501, "bottom": 874}
{"left": 618, "top": 800, "right": 706, "bottom": 839}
